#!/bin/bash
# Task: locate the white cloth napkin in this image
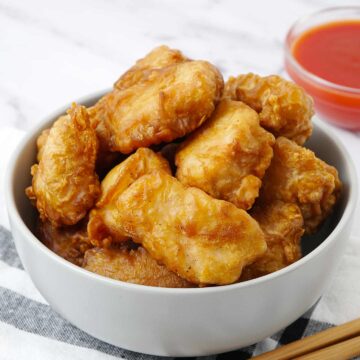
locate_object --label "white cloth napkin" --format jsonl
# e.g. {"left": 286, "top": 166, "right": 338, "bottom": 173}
{"left": 0, "top": 120, "right": 359, "bottom": 359}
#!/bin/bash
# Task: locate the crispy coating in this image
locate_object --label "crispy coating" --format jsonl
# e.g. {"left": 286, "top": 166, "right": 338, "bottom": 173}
{"left": 95, "top": 170, "right": 266, "bottom": 285}
{"left": 83, "top": 246, "right": 193, "bottom": 288}
{"left": 241, "top": 201, "right": 304, "bottom": 281}
{"left": 35, "top": 122, "right": 121, "bottom": 178}
{"left": 114, "top": 45, "right": 188, "bottom": 90}
{"left": 261, "top": 137, "right": 341, "bottom": 233}
{"left": 90, "top": 45, "right": 188, "bottom": 155}
{"left": 36, "top": 128, "right": 50, "bottom": 162}
{"left": 176, "top": 100, "right": 275, "bottom": 210}
{"left": 37, "top": 219, "right": 92, "bottom": 266}
{"left": 26, "top": 104, "right": 100, "bottom": 227}
{"left": 89, "top": 60, "right": 224, "bottom": 154}
{"left": 224, "top": 73, "right": 314, "bottom": 145}
{"left": 88, "top": 148, "right": 171, "bottom": 246}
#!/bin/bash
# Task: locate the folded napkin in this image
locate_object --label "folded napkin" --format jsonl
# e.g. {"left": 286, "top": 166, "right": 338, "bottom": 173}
{"left": 0, "top": 121, "right": 359, "bottom": 360}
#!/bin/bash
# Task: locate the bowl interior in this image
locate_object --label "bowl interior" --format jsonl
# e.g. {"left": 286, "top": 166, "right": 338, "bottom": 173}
{"left": 301, "top": 125, "right": 349, "bottom": 255}
{"left": 11, "top": 94, "right": 351, "bottom": 276}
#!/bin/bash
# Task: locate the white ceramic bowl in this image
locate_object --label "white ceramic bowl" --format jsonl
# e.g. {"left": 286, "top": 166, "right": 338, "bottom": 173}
{"left": 6, "top": 91, "right": 358, "bottom": 357}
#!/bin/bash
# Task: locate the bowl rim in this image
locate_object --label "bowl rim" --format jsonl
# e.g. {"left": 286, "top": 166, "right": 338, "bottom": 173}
{"left": 5, "top": 90, "right": 359, "bottom": 295}
{"left": 284, "top": 6, "right": 360, "bottom": 95}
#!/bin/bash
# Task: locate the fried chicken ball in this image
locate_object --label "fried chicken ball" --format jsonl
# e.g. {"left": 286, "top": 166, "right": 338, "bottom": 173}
{"left": 260, "top": 137, "right": 341, "bottom": 233}
{"left": 224, "top": 73, "right": 314, "bottom": 145}
{"left": 88, "top": 148, "right": 171, "bottom": 246}
{"left": 37, "top": 219, "right": 92, "bottom": 266}
{"left": 241, "top": 200, "right": 304, "bottom": 281}
{"left": 90, "top": 170, "right": 267, "bottom": 285}
{"left": 83, "top": 246, "right": 193, "bottom": 288}
{"left": 176, "top": 99, "right": 275, "bottom": 210}
{"left": 114, "top": 45, "right": 188, "bottom": 90}
{"left": 89, "top": 60, "right": 224, "bottom": 154}
{"left": 26, "top": 104, "right": 100, "bottom": 227}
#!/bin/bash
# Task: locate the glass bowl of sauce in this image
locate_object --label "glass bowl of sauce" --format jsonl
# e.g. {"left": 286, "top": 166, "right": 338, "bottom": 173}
{"left": 285, "top": 7, "right": 360, "bottom": 130}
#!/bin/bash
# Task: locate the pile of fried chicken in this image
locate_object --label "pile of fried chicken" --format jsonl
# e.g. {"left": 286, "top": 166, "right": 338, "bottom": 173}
{"left": 26, "top": 46, "right": 341, "bottom": 288}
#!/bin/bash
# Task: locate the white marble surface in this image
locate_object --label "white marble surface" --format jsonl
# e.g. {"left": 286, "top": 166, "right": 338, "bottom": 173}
{"left": 0, "top": 0, "right": 359, "bottom": 131}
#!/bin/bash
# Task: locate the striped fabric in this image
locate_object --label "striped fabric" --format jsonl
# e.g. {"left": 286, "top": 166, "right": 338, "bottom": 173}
{"left": 1, "top": 123, "right": 360, "bottom": 359}
{"left": 1, "top": 225, "right": 360, "bottom": 360}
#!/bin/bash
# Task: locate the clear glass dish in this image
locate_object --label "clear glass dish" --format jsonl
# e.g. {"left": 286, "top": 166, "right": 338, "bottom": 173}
{"left": 285, "top": 7, "right": 360, "bottom": 130}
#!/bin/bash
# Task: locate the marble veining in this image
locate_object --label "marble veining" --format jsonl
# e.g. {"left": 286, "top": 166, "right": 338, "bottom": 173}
{"left": 1, "top": 0, "right": 357, "bottom": 202}
{"left": 0, "top": 0, "right": 359, "bottom": 132}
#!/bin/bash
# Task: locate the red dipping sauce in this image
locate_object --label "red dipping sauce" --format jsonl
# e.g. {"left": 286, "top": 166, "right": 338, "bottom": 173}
{"left": 294, "top": 21, "right": 360, "bottom": 89}
{"left": 285, "top": 8, "right": 360, "bottom": 130}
